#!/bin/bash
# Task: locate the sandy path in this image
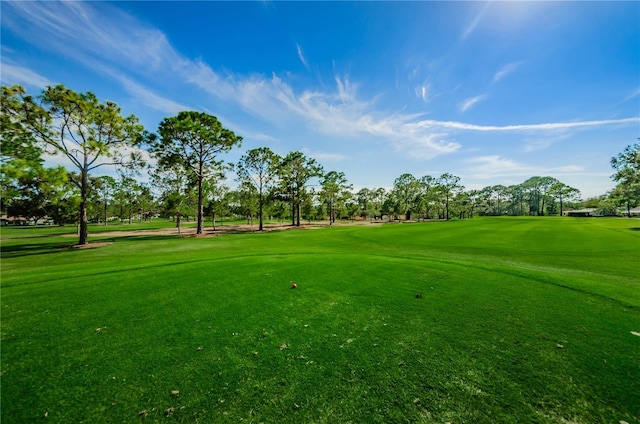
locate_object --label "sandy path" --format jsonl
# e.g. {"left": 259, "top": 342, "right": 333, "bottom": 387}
{"left": 69, "top": 220, "right": 385, "bottom": 240}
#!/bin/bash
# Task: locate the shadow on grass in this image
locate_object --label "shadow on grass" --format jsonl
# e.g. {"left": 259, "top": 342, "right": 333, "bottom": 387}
{"left": 99, "top": 234, "right": 183, "bottom": 244}
{"left": 629, "top": 227, "right": 640, "bottom": 231}
{"left": 1, "top": 226, "right": 77, "bottom": 240}
{"left": 1, "top": 234, "right": 189, "bottom": 259}
{"left": 1, "top": 232, "right": 75, "bottom": 241}
{"left": 0, "top": 241, "right": 76, "bottom": 259}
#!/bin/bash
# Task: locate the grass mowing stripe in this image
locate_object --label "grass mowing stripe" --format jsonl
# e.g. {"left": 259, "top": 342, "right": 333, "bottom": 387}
{"left": 7, "top": 248, "right": 635, "bottom": 309}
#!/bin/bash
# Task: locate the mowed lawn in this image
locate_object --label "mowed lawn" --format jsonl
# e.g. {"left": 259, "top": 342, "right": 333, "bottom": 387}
{"left": 1, "top": 218, "right": 639, "bottom": 423}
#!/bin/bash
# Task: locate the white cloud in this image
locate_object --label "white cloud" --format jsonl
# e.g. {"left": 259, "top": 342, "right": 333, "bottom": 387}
{"left": 623, "top": 87, "right": 640, "bottom": 102}
{"left": 115, "top": 74, "right": 190, "bottom": 115}
{"left": 296, "top": 42, "right": 310, "bottom": 70}
{"left": 301, "top": 148, "right": 347, "bottom": 162}
{"left": 274, "top": 82, "right": 461, "bottom": 158}
{"left": 41, "top": 139, "right": 156, "bottom": 182}
{"left": 121, "top": 144, "right": 157, "bottom": 172}
{"left": 247, "top": 132, "right": 279, "bottom": 143}
{"left": 464, "top": 155, "right": 588, "bottom": 180}
{"left": 414, "top": 83, "right": 430, "bottom": 102}
{"left": 415, "top": 117, "right": 640, "bottom": 132}
{"left": 493, "top": 61, "right": 523, "bottom": 83}
{"left": 458, "top": 94, "right": 488, "bottom": 113}
{"left": 461, "top": 2, "right": 491, "bottom": 40}
{"left": 0, "top": 62, "right": 53, "bottom": 88}
{"left": 522, "top": 132, "right": 572, "bottom": 153}
{"left": 3, "top": 1, "right": 186, "bottom": 84}
{"left": 409, "top": 65, "right": 421, "bottom": 79}
{"left": 41, "top": 149, "right": 72, "bottom": 170}
{"left": 335, "top": 75, "right": 356, "bottom": 103}
{"left": 392, "top": 133, "right": 459, "bottom": 160}
{"left": 465, "top": 155, "right": 528, "bottom": 178}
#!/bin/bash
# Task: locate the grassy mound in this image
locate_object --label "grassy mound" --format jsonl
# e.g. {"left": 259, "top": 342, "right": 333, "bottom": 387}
{"left": 1, "top": 217, "right": 638, "bottom": 423}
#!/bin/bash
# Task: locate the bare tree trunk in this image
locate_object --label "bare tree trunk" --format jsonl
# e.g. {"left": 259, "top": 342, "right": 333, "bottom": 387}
{"left": 445, "top": 196, "right": 450, "bottom": 221}
{"left": 197, "top": 163, "right": 204, "bottom": 234}
{"left": 258, "top": 191, "right": 264, "bottom": 231}
{"left": 78, "top": 167, "right": 89, "bottom": 245}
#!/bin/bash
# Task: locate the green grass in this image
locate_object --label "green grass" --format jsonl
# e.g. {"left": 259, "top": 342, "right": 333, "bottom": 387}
{"left": 1, "top": 217, "right": 639, "bottom": 423}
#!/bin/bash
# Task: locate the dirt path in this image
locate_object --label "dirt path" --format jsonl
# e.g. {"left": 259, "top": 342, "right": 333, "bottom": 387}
{"left": 69, "top": 220, "right": 386, "bottom": 240}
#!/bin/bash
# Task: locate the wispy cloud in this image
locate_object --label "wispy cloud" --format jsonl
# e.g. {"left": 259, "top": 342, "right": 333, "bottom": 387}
{"left": 464, "top": 155, "right": 586, "bottom": 179}
{"left": 493, "top": 61, "right": 523, "bottom": 83}
{"left": 466, "top": 155, "right": 534, "bottom": 178}
{"left": 0, "top": 62, "right": 53, "bottom": 88}
{"left": 114, "top": 73, "right": 190, "bottom": 115}
{"left": 522, "top": 132, "right": 572, "bottom": 153}
{"left": 334, "top": 75, "right": 357, "bottom": 102}
{"left": 246, "top": 132, "right": 279, "bottom": 143}
{"left": 458, "top": 94, "right": 487, "bottom": 113}
{"left": 296, "top": 42, "right": 310, "bottom": 70}
{"left": 622, "top": 87, "right": 640, "bottom": 103}
{"left": 409, "top": 65, "right": 421, "bottom": 80}
{"left": 414, "top": 83, "right": 430, "bottom": 102}
{"left": 414, "top": 117, "right": 640, "bottom": 132}
{"left": 2, "top": 1, "right": 186, "bottom": 84}
{"left": 199, "top": 109, "right": 278, "bottom": 144}
{"left": 301, "top": 148, "right": 347, "bottom": 162}
{"left": 461, "top": 1, "right": 491, "bottom": 40}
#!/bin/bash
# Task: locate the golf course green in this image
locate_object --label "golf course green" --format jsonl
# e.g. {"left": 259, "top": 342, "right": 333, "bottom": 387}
{"left": 1, "top": 217, "right": 638, "bottom": 423}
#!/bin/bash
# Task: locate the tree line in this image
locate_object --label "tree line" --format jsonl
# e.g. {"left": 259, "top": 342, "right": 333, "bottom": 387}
{"left": 2, "top": 84, "right": 639, "bottom": 245}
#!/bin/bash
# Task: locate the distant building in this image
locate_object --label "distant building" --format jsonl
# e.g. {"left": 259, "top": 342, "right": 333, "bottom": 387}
{"left": 0, "top": 215, "right": 54, "bottom": 226}
{"left": 0, "top": 215, "right": 27, "bottom": 226}
{"left": 562, "top": 207, "right": 640, "bottom": 217}
{"left": 563, "top": 208, "right": 598, "bottom": 217}
{"left": 621, "top": 207, "right": 640, "bottom": 217}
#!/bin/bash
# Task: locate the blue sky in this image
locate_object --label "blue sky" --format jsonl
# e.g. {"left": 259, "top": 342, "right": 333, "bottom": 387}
{"left": 1, "top": 1, "right": 638, "bottom": 198}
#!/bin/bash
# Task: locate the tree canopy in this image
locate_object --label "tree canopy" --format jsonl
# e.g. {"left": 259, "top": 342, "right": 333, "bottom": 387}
{"left": 319, "top": 171, "right": 352, "bottom": 224}
{"left": 236, "top": 147, "right": 280, "bottom": 231}
{"left": 610, "top": 142, "right": 640, "bottom": 215}
{"left": 277, "top": 151, "right": 323, "bottom": 227}
{"left": 148, "top": 111, "right": 242, "bottom": 235}
{"left": 1, "top": 84, "right": 144, "bottom": 244}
